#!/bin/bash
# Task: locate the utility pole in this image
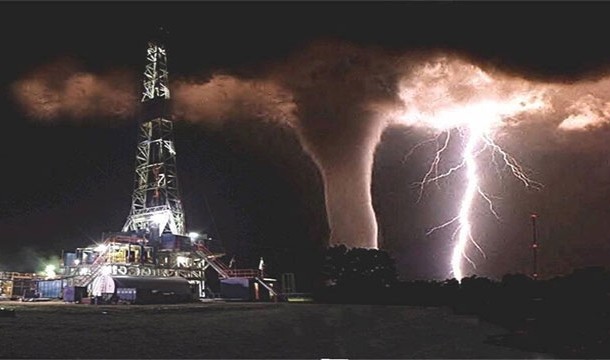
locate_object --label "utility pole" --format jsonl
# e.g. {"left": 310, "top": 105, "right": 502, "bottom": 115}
{"left": 531, "top": 213, "right": 539, "bottom": 279}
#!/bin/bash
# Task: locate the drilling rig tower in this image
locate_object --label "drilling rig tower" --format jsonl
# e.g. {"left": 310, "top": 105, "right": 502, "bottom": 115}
{"left": 123, "top": 36, "right": 185, "bottom": 237}
{"left": 58, "top": 35, "right": 277, "bottom": 304}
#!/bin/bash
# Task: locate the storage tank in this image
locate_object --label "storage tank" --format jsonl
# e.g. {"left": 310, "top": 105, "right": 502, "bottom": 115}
{"left": 91, "top": 275, "right": 196, "bottom": 304}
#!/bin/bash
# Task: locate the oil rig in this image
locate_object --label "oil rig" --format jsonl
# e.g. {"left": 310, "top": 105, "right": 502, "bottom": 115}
{"left": 56, "top": 35, "right": 277, "bottom": 304}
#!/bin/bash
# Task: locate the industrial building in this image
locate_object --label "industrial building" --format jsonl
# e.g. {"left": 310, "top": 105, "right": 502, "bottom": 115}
{"left": 0, "top": 272, "right": 40, "bottom": 299}
{"left": 48, "top": 33, "right": 278, "bottom": 304}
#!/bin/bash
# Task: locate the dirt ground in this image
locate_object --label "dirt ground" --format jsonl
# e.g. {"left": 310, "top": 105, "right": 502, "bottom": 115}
{"left": 0, "top": 301, "right": 550, "bottom": 359}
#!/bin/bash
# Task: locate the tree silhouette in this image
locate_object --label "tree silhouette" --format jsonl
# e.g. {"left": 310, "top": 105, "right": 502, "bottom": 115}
{"left": 318, "top": 245, "right": 399, "bottom": 303}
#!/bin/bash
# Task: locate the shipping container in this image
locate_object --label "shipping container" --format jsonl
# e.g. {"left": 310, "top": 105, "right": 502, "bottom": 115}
{"left": 36, "top": 279, "right": 63, "bottom": 298}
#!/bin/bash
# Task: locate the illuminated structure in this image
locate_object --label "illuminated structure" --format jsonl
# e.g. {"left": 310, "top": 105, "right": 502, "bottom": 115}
{"left": 59, "top": 36, "right": 276, "bottom": 303}
{"left": 122, "top": 37, "right": 185, "bottom": 236}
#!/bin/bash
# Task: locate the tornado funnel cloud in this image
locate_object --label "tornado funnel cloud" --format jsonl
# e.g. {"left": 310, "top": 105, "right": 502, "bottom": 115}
{"left": 314, "top": 140, "right": 379, "bottom": 249}
{"left": 272, "top": 40, "right": 403, "bottom": 250}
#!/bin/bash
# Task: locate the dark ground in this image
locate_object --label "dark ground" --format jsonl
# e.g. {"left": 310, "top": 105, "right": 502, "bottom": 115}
{"left": 0, "top": 301, "right": 549, "bottom": 359}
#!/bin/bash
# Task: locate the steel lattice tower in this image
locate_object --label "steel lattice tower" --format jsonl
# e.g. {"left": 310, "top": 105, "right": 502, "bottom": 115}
{"left": 123, "top": 39, "right": 185, "bottom": 236}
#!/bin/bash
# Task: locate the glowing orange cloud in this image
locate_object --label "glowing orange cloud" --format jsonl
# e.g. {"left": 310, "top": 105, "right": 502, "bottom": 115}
{"left": 171, "top": 74, "right": 297, "bottom": 127}
{"left": 11, "top": 58, "right": 139, "bottom": 122}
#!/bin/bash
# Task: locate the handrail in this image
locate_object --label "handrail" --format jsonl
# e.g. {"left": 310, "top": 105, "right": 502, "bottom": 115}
{"left": 193, "top": 250, "right": 230, "bottom": 279}
{"left": 227, "top": 269, "right": 260, "bottom": 278}
{"left": 0, "top": 272, "right": 39, "bottom": 280}
{"left": 194, "top": 247, "right": 260, "bottom": 279}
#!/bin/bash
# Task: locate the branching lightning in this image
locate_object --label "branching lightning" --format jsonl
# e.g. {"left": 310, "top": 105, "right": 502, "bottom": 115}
{"left": 418, "top": 123, "right": 541, "bottom": 280}
{"left": 396, "top": 58, "right": 548, "bottom": 281}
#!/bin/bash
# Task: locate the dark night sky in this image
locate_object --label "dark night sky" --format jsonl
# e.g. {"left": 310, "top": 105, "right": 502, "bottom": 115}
{"left": 2, "top": 1, "right": 610, "bottom": 286}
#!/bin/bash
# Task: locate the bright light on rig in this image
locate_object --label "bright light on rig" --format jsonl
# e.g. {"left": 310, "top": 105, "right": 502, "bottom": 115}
{"left": 188, "top": 232, "right": 199, "bottom": 242}
{"left": 94, "top": 244, "right": 107, "bottom": 253}
{"left": 44, "top": 264, "right": 56, "bottom": 279}
{"left": 152, "top": 213, "right": 168, "bottom": 226}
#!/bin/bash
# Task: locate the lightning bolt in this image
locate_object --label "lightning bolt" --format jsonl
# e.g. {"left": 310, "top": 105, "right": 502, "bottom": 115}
{"left": 394, "top": 57, "right": 549, "bottom": 282}
{"left": 417, "top": 123, "right": 541, "bottom": 281}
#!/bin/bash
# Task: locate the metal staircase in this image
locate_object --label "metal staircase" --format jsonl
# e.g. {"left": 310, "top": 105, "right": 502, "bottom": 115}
{"left": 73, "top": 244, "right": 112, "bottom": 287}
{"left": 194, "top": 244, "right": 277, "bottom": 297}
{"left": 194, "top": 246, "right": 258, "bottom": 279}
